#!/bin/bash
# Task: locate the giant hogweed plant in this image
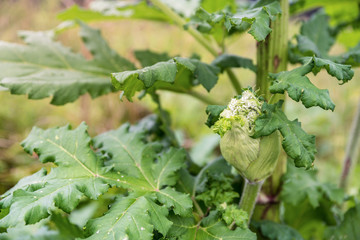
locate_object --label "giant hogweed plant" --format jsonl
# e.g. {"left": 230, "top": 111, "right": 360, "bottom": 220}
{"left": 0, "top": 0, "right": 360, "bottom": 239}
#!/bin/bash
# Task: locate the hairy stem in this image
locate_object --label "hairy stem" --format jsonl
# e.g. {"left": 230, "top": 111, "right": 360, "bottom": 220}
{"left": 149, "top": 0, "right": 242, "bottom": 93}
{"left": 254, "top": 0, "right": 289, "bottom": 222}
{"left": 239, "top": 179, "right": 264, "bottom": 224}
{"left": 339, "top": 99, "right": 360, "bottom": 191}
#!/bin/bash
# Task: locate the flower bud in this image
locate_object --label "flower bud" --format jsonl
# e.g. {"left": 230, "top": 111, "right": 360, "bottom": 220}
{"left": 212, "top": 90, "right": 281, "bottom": 182}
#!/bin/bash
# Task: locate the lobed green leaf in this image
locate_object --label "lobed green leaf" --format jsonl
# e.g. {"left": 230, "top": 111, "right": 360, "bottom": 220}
{"left": 281, "top": 163, "right": 344, "bottom": 208}
{"left": 167, "top": 211, "right": 256, "bottom": 239}
{"left": 270, "top": 57, "right": 353, "bottom": 111}
{"left": 0, "top": 23, "right": 135, "bottom": 105}
{"left": 212, "top": 54, "right": 257, "bottom": 72}
{"left": 253, "top": 101, "right": 316, "bottom": 168}
{"left": 111, "top": 57, "right": 220, "bottom": 100}
{"left": 252, "top": 220, "right": 304, "bottom": 240}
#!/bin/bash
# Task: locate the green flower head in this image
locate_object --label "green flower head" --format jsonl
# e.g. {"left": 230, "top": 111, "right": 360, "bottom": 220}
{"left": 212, "top": 89, "right": 263, "bottom": 137}
{"left": 211, "top": 89, "right": 280, "bottom": 183}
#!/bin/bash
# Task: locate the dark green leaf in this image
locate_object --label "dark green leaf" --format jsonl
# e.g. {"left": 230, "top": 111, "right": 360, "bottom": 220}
{"left": 280, "top": 163, "right": 344, "bottom": 208}
{"left": 205, "top": 105, "right": 227, "bottom": 127}
{"left": 111, "top": 57, "right": 220, "bottom": 100}
{"left": 134, "top": 50, "right": 172, "bottom": 67}
{"left": 324, "top": 204, "right": 360, "bottom": 240}
{"left": 252, "top": 220, "right": 304, "bottom": 240}
{"left": 212, "top": 54, "right": 257, "bottom": 72}
{"left": 312, "top": 57, "right": 354, "bottom": 82}
{"left": 187, "top": 2, "right": 281, "bottom": 41}
{"left": 289, "top": 10, "right": 360, "bottom": 67}
{"left": 300, "top": 11, "right": 335, "bottom": 57}
{"left": 167, "top": 211, "right": 256, "bottom": 239}
{"left": 269, "top": 60, "right": 335, "bottom": 110}
{"left": 227, "top": 2, "right": 281, "bottom": 41}
{"left": 50, "top": 212, "right": 84, "bottom": 238}
{"left": 270, "top": 57, "right": 353, "bottom": 110}
{"left": 253, "top": 101, "right": 316, "bottom": 168}
{"left": 1, "top": 122, "right": 192, "bottom": 238}
{"left": 85, "top": 195, "right": 153, "bottom": 240}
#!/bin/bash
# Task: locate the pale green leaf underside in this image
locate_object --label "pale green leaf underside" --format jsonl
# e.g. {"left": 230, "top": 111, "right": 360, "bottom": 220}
{"left": 57, "top": 2, "right": 170, "bottom": 23}
{"left": 0, "top": 23, "right": 134, "bottom": 105}
{"left": 253, "top": 101, "right": 316, "bottom": 168}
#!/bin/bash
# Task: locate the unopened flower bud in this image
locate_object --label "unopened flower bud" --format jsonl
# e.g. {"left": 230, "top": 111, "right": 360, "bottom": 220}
{"left": 212, "top": 90, "right": 281, "bottom": 182}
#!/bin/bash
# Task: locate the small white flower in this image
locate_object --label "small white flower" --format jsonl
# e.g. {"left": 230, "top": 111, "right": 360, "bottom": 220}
{"left": 220, "top": 109, "right": 233, "bottom": 119}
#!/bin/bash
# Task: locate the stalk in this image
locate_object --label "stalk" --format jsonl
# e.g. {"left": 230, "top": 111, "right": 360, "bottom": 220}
{"left": 339, "top": 99, "right": 360, "bottom": 191}
{"left": 151, "top": 93, "right": 180, "bottom": 148}
{"left": 239, "top": 180, "right": 264, "bottom": 224}
{"left": 149, "top": 0, "right": 242, "bottom": 93}
{"left": 254, "top": 0, "right": 289, "bottom": 221}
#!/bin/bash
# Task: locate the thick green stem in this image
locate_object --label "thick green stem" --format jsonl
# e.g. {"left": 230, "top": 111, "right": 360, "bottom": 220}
{"left": 239, "top": 180, "right": 264, "bottom": 224}
{"left": 149, "top": 0, "right": 242, "bottom": 94}
{"left": 339, "top": 99, "right": 360, "bottom": 191}
{"left": 254, "top": 0, "right": 289, "bottom": 222}
{"left": 256, "top": 0, "right": 288, "bottom": 101}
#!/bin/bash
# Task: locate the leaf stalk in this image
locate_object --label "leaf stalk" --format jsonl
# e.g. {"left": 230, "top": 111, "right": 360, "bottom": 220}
{"left": 149, "top": 0, "right": 242, "bottom": 94}
{"left": 339, "top": 99, "right": 360, "bottom": 191}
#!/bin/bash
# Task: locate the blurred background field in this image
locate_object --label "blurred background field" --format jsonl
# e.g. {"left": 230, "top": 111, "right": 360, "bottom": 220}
{"left": 0, "top": 0, "right": 359, "bottom": 195}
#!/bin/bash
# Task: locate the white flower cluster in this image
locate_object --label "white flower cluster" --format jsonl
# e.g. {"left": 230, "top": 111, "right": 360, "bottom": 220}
{"left": 220, "top": 90, "right": 262, "bottom": 131}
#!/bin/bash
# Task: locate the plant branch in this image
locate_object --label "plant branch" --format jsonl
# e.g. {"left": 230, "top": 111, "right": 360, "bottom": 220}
{"left": 339, "top": 99, "right": 360, "bottom": 191}
{"left": 239, "top": 179, "right": 264, "bottom": 225}
{"left": 160, "top": 86, "right": 220, "bottom": 105}
{"left": 186, "top": 90, "right": 220, "bottom": 105}
{"left": 149, "top": 0, "right": 242, "bottom": 94}
{"left": 192, "top": 196, "right": 205, "bottom": 217}
{"left": 225, "top": 69, "right": 242, "bottom": 94}
{"left": 151, "top": 93, "right": 180, "bottom": 148}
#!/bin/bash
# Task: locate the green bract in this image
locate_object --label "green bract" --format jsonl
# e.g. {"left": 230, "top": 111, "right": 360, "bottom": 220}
{"left": 212, "top": 90, "right": 281, "bottom": 182}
